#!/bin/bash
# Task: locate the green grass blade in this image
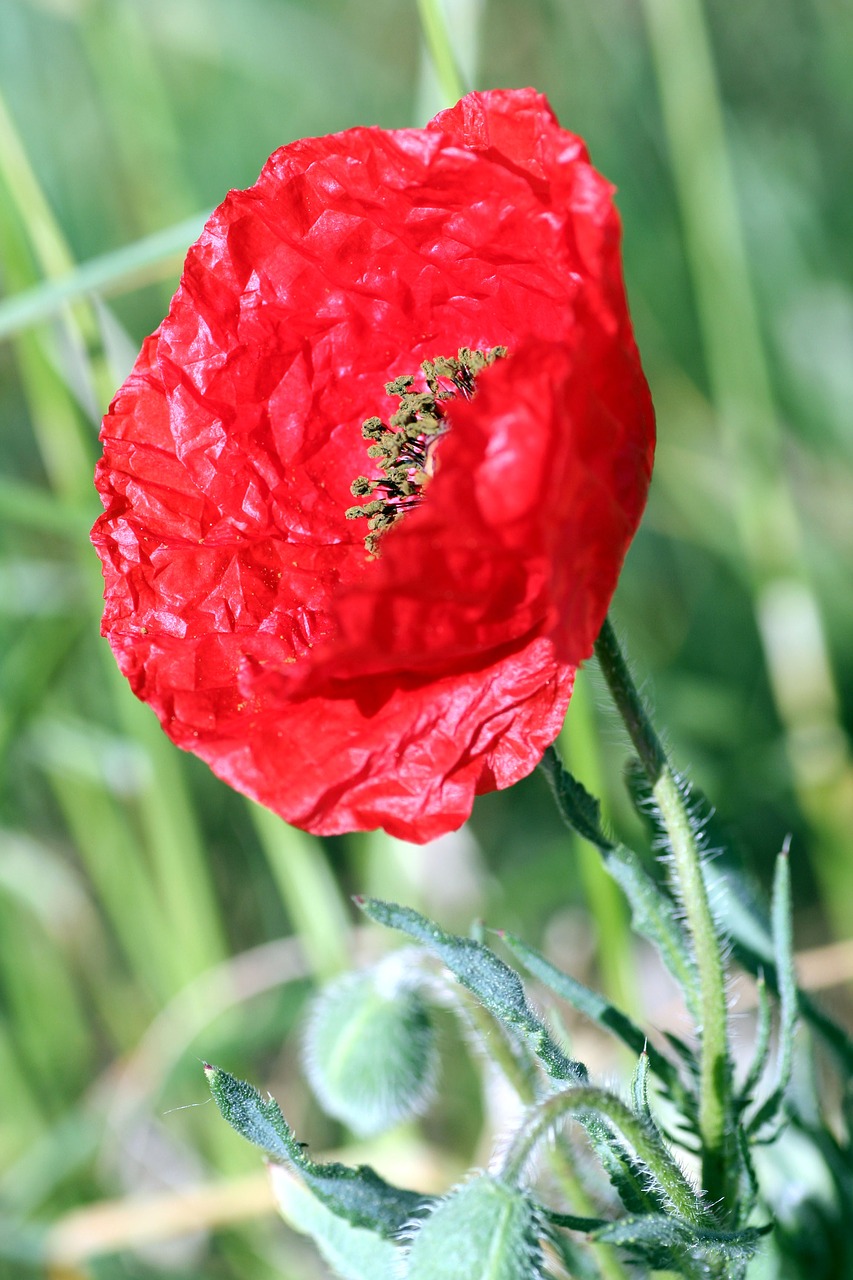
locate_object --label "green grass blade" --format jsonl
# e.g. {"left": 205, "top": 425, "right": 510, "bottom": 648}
{"left": 0, "top": 216, "right": 206, "bottom": 341}
{"left": 250, "top": 802, "right": 351, "bottom": 981}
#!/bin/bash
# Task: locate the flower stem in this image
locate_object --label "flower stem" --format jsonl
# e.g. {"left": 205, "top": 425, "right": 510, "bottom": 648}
{"left": 560, "top": 671, "right": 636, "bottom": 1009}
{"left": 498, "top": 1084, "right": 705, "bottom": 1226}
{"left": 593, "top": 618, "right": 732, "bottom": 1208}
{"left": 459, "top": 985, "right": 629, "bottom": 1280}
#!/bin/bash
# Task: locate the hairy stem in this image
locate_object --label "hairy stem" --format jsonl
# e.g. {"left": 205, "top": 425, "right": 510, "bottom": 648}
{"left": 593, "top": 618, "right": 732, "bottom": 1208}
{"left": 499, "top": 1084, "right": 704, "bottom": 1225}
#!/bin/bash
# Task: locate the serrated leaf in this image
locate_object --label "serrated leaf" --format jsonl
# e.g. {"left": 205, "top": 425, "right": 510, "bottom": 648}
{"left": 580, "top": 1111, "right": 656, "bottom": 1208}
{"left": 538, "top": 748, "right": 613, "bottom": 850}
{"left": 601, "top": 844, "right": 701, "bottom": 1022}
{"left": 540, "top": 1207, "right": 609, "bottom": 1232}
{"left": 747, "top": 857, "right": 797, "bottom": 1139}
{"left": 631, "top": 1053, "right": 652, "bottom": 1121}
{"left": 732, "top": 1123, "right": 760, "bottom": 1223}
{"left": 770, "top": 849, "right": 797, "bottom": 1097}
{"left": 500, "top": 931, "right": 694, "bottom": 1119}
{"left": 592, "top": 1136, "right": 662, "bottom": 1218}
{"left": 205, "top": 1065, "right": 431, "bottom": 1236}
{"left": 593, "top": 1212, "right": 769, "bottom": 1271}
{"left": 746, "top": 862, "right": 798, "bottom": 1136}
{"left": 355, "top": 899, "right": 587, "bottom": 1084}
{"left": 705, "top": 860, "right": 853, "bottom": 1074}
{"left": 527, "top": 1085, "right": 694, "bottom": 1223}
{"left": 269, "top": 1164, "right": 399, "bottom": 1280}
{"left": 538, "top": 751, "right": 701, "bottom": 1021}
{"left": 739, "top": 972, "right": 772, "bottom": 1109}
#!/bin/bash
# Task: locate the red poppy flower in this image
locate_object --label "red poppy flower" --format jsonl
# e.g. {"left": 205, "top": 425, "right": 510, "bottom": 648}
{"left": 92, "top": 88, "right": 654, "bottom": 844}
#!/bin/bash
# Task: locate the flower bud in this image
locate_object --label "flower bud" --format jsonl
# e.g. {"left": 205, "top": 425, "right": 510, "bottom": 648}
{"left": 404, "top": 1176, "right": 544, "bottom": 1280}
{"left": 303, "top": 963, "right": 436, "bottom": 1136}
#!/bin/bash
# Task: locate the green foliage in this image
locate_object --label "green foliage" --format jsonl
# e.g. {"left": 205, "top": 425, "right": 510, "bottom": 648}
{"left": 205, "top": 1064, "right": 432, "bottom": 1237}
{"left": 592, "top": 1214, "right": 770, "bottom": 1274}
{"left": 355, "top": 897, "right": 587, "bottom": 1084}
{"left": 540, "top": 749, "right": 701, "bottom": 1020}
{"left": 269, "top": 1164, "right": 399, "bottom": 1280}
{"left": 210, "top": 788, "right": 814, "bottom": 1280}
{"left": 499, "top": 929, "right": 694, "bottom": 1120}
{"left": 207, "top": 675, "right": 853, "bottom": 1278}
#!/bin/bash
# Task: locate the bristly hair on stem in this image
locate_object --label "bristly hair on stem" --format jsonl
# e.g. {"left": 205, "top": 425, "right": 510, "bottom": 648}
{"left": 591, "top": 618, "right": 735, "bottom": 1211}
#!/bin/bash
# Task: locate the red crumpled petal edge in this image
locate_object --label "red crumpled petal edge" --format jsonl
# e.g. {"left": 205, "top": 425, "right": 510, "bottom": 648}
{"left": 92, "top": 88, "right": 655, "bottom": 843}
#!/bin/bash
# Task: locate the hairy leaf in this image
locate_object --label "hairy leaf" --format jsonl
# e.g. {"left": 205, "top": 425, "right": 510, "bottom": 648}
{"left": 269, "top": 1164, "right": 399, "bottom": 1280}
{"left": 355, "top": 898, "right": 587, "bottom": 1084}
{"left": 205, "top": 1065, "right": 431, "bottom": 1236}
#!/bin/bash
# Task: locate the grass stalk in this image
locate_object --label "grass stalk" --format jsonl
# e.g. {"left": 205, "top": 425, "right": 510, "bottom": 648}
{"left": 249, "top": 804, "right": 352, "bottom": 982}
{"left": 0, "top": 105, "right": 227, "bottom": 993}
{"left": 416, "top": 0, "right": 468, "bottom": 106}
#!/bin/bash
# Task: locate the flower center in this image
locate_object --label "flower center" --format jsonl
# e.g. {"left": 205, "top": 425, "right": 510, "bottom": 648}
{"left": 346, "top": 345, "right": 507, "bottom": 556}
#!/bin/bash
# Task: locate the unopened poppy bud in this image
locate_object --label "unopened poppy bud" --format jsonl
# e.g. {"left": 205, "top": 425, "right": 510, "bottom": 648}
{"left": 303, "top": 964, "right": 437, "bottom": 1137}
{"left": 404, "top": 1176, "right": 545, "bottom": 1280}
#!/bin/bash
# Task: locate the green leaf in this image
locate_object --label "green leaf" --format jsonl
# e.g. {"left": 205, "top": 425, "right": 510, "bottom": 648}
{"left": 738, "top": 971, "right": 772, "bottom": 1107}
{"left": 538, "top": 747, "right": 614, "bottom": 850}
{"left": 269, "top": 1164, "right": 399, "bottom": 1280}
{"left": 0, "top": 214, "right": 208, "bottom": 340}
{"left": 355, "top": 898, "right": 587, "bottom": 1084}
{"left": 631, "top": 1052, "right": 653, "bottom": 1122}
{"left": 539, "top": 1207, "right": 608, "bottom": 1232}
{"left": 600, "top": 844, "right": 701, "bottom": 1021}
{"left": 770, "top": 846, "right": 797, "bottom": 1093}
{"left": 540, "top": 748, "right": 700, "bottom": 1018}
{"left": 593, "top": 1212, "right": 770, "bottom": 1274}
{"left": 708, "top": 857, "right": 853, "bottom": 1075}
{"left": 499, "top": 930, "right": 694, "bottom": 1118}
{"left": 748, "top": 847, "right": 798, "bottom": 1136}
{"left": 205, "top": 1065, "right": 431, "bottom": 1236}
{"left": 593, "top": 1134, "right": 664, "bottom": 1219}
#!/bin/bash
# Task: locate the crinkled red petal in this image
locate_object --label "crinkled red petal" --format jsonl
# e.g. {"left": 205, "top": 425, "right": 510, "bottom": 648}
{"left": 92, "top": 88, "right": 654, "bottom": 843}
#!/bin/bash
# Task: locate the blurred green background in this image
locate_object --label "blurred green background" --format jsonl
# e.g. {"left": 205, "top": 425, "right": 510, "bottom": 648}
{"left": 1, "top": 0, "right": 851, "bottom": 1276}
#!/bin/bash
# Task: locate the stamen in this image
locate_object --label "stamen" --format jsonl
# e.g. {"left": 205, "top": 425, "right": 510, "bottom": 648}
{"left": 346, "top": 345, "right": 507, "bottom": 556}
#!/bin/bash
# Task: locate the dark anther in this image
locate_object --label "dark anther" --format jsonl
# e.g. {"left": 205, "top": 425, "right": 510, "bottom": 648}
{"left": 347, "top": 345, "right": 507, "bottom": 556}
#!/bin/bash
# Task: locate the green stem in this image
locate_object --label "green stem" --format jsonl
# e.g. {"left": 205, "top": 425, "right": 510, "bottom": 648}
{"left": 560, "top": 670, "right": 635, "bottom": 1008}
{"left": 459, "top": 991, "right": 629, "bottom": 1280}
{"left": 499, "top": 1084, "right": 704, "bottom": 1225}
{"left": 593, "top": 619, "right": 732, "bottom": 1207}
